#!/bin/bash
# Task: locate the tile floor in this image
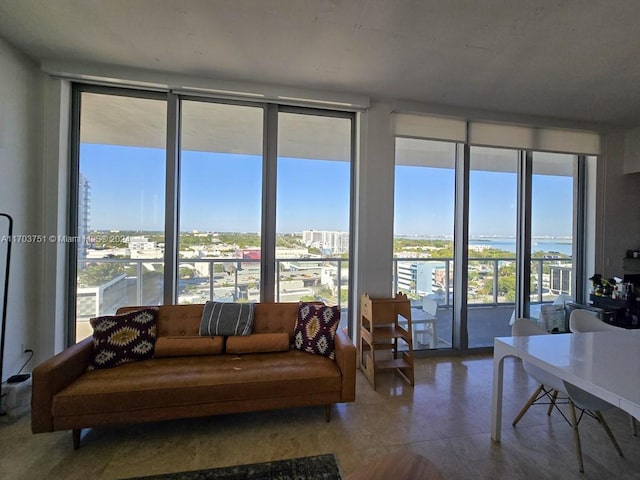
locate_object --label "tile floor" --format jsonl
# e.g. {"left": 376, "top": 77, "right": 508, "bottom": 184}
{"left": 1, "top": 355, "right": 639, "bottom": 479}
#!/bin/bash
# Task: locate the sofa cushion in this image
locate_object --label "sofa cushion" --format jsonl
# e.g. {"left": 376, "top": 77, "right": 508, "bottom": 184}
{"left": 293, "top": 303, "right": 340, "bottom": 360}
{"left": 52, "top": 352, "right": 341, "bottom": 418}
{"left": 199, "top": 301, "right": 254, "bottom": 336}
{"left": 154, "top": 336, "right": 223, "bottom": 357}
{"left": 252, "top": 302, "right": 299, "bottom": 338}
{"left": 226, "top": 333, "right": 289, "bottom": 354}
{"left": 88, "top": 308, "right": 158, "bottom": 370}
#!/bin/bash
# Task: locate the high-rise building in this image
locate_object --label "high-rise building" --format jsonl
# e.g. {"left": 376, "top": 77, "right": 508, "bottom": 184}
{"left": 302, "top": 230, "right": 349, "bottom": 254}
{"left": 77, "top": 174, "right": 91, "bottom": 258}
{"left": 397, "top": 261, "right": 447, "bottom": 296}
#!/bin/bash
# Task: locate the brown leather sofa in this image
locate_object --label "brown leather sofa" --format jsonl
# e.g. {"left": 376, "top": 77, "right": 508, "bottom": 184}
{"left": 31, "top": 303, "right": 357, "bottom": 448}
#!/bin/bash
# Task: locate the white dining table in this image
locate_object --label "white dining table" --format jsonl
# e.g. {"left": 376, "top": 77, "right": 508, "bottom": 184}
{"left": 491, "top": 330, "right": 640, "bottom": 442}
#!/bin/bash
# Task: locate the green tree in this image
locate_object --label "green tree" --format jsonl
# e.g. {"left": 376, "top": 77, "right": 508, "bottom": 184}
{"left": 179, "top": 233, "right": 214, "bottom": 247}
{"left": 179, "top": 267, "right": 194, "bottom": 279}
{"left": 276, "top": 234, "right": 305, "bottom": 248}
{"left": 498, "top": 275, "right": 516, "bottom": 297}
{"left": 217, "top": 232, "right": 260, "bottom": 248}
{"left": 78, "top": 263, "right": 125, "bottom": 287}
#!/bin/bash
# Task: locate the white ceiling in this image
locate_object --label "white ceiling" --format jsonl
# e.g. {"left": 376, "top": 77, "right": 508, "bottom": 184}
{"left": 1, "top": 0, "right": 640, "bottom": 127}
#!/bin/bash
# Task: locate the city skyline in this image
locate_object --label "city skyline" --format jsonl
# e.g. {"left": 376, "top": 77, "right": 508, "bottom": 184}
{"left": 84, "top": 228, "right": 571, "bottom": 242}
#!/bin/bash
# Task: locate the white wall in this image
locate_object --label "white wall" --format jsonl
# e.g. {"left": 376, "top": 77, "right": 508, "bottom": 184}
{"left": 40, "top": 77, "right": 71, "bottom": 359}
{"left": 355, "top": 102, "right": 395, "bottom": 301}
{"left": 0, "top": 37, "right": 43, "bottom": 381}
{"left": 623, "top": 127, "right": 640, "bottom": 174}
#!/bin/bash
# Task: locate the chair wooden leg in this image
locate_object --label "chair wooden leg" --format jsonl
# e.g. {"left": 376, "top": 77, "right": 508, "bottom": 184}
{"left": 513, "top": 384, "right": 544, "bottom": 427}
{"left": 72, "top": 429, "right": 81, "bottom": 450}
{"left": 547, "top": 389, "right": 558, "bottom": 416}
{"left": 568, "top": 401, "right": 584, "bottom": 473}
{"left": 630, "top": 415, "right": 637, "bottom": 436}
{"left": 325, "top": 404, "right": 332, "bottom": 423}
{"left": 595, "top": 411, "right": 623, "bottom": 457}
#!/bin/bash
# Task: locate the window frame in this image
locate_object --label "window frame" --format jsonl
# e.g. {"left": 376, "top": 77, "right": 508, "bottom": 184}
{"left": 68, "top": 84, "right": 357, "bottom": 344}
{"left": 393, "top": 135, "right": 589, "bottom": 353}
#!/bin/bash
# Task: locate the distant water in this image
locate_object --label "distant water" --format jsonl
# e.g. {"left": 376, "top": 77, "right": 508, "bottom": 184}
{"left": 470, "top": 239, "right": 572, "bottom": 256}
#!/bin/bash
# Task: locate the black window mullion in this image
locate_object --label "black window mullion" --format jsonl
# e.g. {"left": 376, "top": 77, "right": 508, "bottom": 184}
{"left": 574, "top": 155, "right": 587, "bottom": 303}
{"left": 261, "top": 104, "right": 278, "bottom": 302}
{"left": 164, "top": 92, "right": 180, "bottom": 304}
{"left": 515, "top": 151, "right": 533, "bottom": 319}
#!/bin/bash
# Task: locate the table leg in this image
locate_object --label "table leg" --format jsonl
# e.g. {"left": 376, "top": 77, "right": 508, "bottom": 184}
{"left": 491, "top": 345, "right": 507, "bottom": 442}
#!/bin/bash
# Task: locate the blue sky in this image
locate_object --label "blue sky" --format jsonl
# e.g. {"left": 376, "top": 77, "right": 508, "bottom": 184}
{"left": 81, "top": 144, "right": 350, "bottom": 233}
{"left": 394, "top": 164, "right": 572, "bottom": 237}
{"left": 81, "top": 144, "right": 572, "bottom": 237}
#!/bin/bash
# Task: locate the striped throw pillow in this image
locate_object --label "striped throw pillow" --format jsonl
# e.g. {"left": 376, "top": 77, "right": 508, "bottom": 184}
{"left": 199, "top": 301, "right": 254, "bottom": 336}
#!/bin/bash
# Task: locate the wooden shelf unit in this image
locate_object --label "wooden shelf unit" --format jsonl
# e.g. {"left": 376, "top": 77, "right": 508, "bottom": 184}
{"left": 359, "top": 292, "right": 414, "bottom": 389}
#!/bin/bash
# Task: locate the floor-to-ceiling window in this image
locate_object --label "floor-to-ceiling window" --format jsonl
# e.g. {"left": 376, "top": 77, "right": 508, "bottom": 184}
{"left": 178, "top": 100, "right": 264, "bottom": 304}
{"left": 527, "top": 152, "right": 577, "bottom": 332}
{"left": 276, "top": 110, "right": 353, "bottom": 330}
{"left": 467, "top": 147, "right": 519, "bottom": 348}
{"left": 530, "top": 152, "right": 576, "bottom": 303}
{"left": 392, "top": 113, "right": 598, "bottom": 352}
{"left": 70, "top": 86, "right": 355, "bottom": 342}
{"left": 73, "top": 90, "right": 167, "bottom": 342}
{"left": 393, "top": 138, "right": 456, "bottom": 350}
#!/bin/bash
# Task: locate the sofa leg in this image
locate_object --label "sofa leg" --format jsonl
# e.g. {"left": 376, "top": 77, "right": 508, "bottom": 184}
{"left": 72, "top": 429, "right": 81, "bottom": 450}
{"left": 325, "top": 404, "right": 332, "bottom": 422}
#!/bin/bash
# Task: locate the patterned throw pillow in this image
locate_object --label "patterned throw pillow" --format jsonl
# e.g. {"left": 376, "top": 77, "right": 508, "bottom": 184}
{"left": 88, "top": 308, "right": 158, "bottom": 370}
{"left": 293, "top": 303, "right": 340, "bottom": 359}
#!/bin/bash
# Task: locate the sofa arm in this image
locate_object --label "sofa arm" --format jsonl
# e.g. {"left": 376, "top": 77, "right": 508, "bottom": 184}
{"left": 31, "top": 336, "right": 94, "bottom": 433}
{"left": 334, "top": 328, "right": 356, "bottom": 402}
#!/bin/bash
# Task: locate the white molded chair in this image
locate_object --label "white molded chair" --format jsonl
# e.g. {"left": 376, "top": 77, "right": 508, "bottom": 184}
{"left": 562, "top": 381, "right": 625, "bottom": 470}
{"left": 569, "top": 309, "right": 637, "bottom": 436}
{"left": 569, "top": 308, "right": 620, "bottom": 333}
{"left": 423, "top": 297, "right": 438, "bottom": 316}
{"left": 419, "top": 297, "right": 438, "bottom": 348}
{"left": 413, "top": 297, "right": 438, "bottom": 347}
{"left": 511, "top": 318, "right": 562, "bottom": 423}
{"left": 511, "top": 318, "right": 623, "bottom": 472}
{"left": 509, "top": 294, "right": 573, "bottom": 327}
{"left": 553, "top": 293, "right": 573, "bottom": 305}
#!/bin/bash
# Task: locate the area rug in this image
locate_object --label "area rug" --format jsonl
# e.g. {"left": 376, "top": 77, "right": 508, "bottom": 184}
{"left": 122, "top": 453, "right": 342, "bottom": 480}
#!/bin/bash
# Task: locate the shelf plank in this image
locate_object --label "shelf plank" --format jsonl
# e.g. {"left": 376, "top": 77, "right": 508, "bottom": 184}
{"left": 375, "top": 358, "right": 412, "bottom": 370}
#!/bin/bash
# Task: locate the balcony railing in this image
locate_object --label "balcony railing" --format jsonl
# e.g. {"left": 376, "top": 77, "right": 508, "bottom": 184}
{"left": 77, "top": 255, "right": 570, "bottom": 312}
{"left": 76, "top": 256, "right": 349, "bottom": 314}
{"left": 76, "top": 254, "right": 571, "bottom": 343}
{"left": 392, "top": 256, "right": 573, "bottom": 307}
{"left": 75, "top": 254, "right": 573, "bottom": 349}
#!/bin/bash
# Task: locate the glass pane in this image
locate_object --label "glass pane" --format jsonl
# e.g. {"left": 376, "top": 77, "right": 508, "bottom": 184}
{"left": 468, "top": 147, "right": 518, "bottom": 347}
{"left": 276, "top": 112, "right": 352, "bottom": 330}
{"left": 394, "top": 138, "right": 455, "bottom": 350}
{"left": 76, "top": 92, "right": 166, "bottom": 342}
{"left": 530, "top": 152, "right": 575, "bottom": 332}
{"left": 179, "top": 101, "right": 263, "bottom": 303}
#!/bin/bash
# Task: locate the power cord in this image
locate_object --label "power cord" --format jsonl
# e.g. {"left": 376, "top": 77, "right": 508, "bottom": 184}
{"left": 6, "top": 349, "right": 33, "bottom": 384}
